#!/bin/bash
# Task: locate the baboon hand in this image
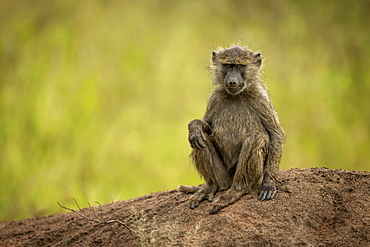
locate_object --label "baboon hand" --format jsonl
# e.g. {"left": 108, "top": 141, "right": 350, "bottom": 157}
{"left": 188, "top": 127, "right": 207, "bottom": 150}
{"left": 258, "top": 184, "right": 276, "bottom": 201}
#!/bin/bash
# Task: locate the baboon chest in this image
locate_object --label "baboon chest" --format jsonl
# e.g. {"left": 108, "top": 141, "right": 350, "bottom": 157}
{"left": 210, "top": 99, "right": 264, "bottom": 167}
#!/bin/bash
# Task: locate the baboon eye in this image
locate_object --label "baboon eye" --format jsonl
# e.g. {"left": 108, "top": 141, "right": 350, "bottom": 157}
{"left": 237, "top": 64, "right": 245, "bottom": 68}
{"left": 225, "top": 64, "right": 232, "bottom": 68}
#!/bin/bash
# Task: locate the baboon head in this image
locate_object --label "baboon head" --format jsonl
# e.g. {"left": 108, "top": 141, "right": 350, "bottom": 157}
{"left": 211, "top": 46, "right": 262, "bottom": 95}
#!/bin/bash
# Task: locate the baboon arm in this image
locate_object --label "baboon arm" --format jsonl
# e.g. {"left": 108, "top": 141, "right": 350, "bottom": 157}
{"left": 202, "top": 91, "right": 220, "bottom": 131}
{"left": 188, "top": 96, "right": 216, "bottom": 149}
{"left": 257, "top": 100, "right": 286, "bottom": 180}
{"left": 188, "top": 119, "right": 211, "bottom": 133}
{"left": 188, "top": 119, "right": 211, "bottom": 150}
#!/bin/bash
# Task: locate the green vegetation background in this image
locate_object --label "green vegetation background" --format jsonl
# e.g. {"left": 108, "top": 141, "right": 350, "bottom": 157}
{"left": 1, "top": 0, "right": 369, "bottom": 221}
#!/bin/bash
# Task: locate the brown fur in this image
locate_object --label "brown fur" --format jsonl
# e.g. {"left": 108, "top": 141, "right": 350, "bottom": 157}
{"left": 180, "top": 46, "right": 285, "bottom": 214}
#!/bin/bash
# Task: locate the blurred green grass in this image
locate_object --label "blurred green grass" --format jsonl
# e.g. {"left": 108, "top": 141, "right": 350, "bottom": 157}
{"left": 0, "top": 0, "right": 369, "bottom": 221}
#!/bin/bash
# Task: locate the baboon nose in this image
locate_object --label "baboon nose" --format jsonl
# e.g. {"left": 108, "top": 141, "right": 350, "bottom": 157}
{"left": 228, "top": 80, "right": 238, "bottom": 87}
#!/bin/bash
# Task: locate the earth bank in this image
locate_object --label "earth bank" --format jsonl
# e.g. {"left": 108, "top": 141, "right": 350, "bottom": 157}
{"left": 1, "top": 167, "right": 369, "bottom": 246}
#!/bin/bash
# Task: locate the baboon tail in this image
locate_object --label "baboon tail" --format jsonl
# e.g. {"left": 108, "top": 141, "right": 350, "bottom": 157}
{"left": 177, "top": 185, "right": 200, "bottom": 193}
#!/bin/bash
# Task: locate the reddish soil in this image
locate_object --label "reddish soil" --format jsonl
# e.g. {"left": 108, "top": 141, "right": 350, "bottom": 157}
{"left": 1, "top": 168, "right": 370, "bottom": 246}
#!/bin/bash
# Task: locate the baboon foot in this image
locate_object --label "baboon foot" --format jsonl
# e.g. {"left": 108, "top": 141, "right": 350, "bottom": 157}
{"left": 189, "top": 184, "right": 218, "bottom": 209}
{"left": 210, "top": 188, "right": 245, "bottom": 214}
{"left": 258, "top": 183, "right": 276, "bottom": 201}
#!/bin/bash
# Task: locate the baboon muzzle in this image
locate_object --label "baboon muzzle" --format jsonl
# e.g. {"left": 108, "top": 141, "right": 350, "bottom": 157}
{"left": 224, "top": 70, "right": 245, "bottom": 95}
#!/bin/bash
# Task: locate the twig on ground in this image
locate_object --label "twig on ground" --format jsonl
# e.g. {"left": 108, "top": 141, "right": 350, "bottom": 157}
{"left": 57, "top": 200, "right": 130, "bottom": 230}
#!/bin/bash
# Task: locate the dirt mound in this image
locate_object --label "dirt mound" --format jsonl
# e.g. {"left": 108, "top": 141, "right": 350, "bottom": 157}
{"left": 1, "top": 168, "right": 369, "bottom": 246}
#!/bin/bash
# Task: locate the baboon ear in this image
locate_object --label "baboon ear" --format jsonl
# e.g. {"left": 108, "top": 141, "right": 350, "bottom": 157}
{"left": 212, "top": 52, "right": 218, "bottom": 65}
{"left": 254, "top": 53, "right": 262, "bottom": 68}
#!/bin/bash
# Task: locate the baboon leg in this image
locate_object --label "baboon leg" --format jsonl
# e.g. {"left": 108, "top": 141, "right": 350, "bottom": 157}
{"left": 189, "top": 133, "right": 232, "bottom": 209}
{"left": 210, "top": 133, "right": 268, "bottom": 214}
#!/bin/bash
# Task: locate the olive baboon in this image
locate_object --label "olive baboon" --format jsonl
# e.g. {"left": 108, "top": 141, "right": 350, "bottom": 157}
{"left": 179, "top": 46, "right": 286, "bottom": 214}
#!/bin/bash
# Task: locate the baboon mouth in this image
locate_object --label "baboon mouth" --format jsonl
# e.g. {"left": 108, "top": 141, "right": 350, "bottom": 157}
{"left": 227, "top": 85, "right": 242, "bottom": 89}
{"left": 226, "top": 86, "right": 243, "bottom": 94}
{"left": 229, "top": 84, "right": 244, "bottom": 88}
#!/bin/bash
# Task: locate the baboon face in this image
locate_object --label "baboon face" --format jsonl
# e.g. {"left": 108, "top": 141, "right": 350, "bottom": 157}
{"left": 212, "top": 46, "right": 262, "bottom": 95}
{"left": 222, "top": 63, "right": 246, "bottom": 95}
